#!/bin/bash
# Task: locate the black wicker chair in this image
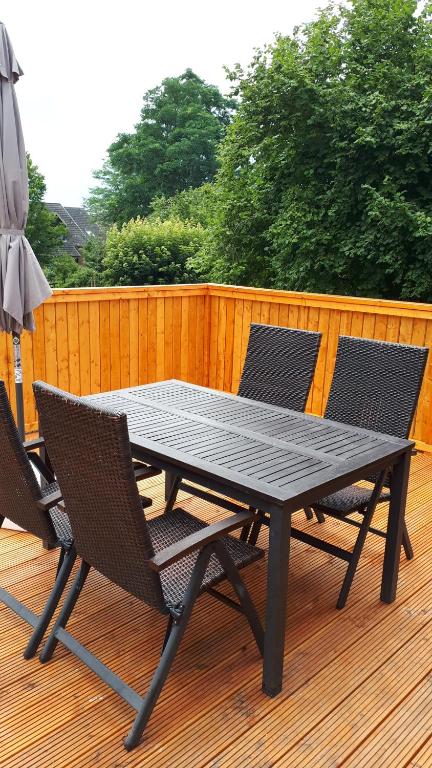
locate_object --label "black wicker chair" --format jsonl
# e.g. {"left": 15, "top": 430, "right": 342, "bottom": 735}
{"left": 164, "top": 323, "right": 322, "bottom": 523}
{"left": 238, "top": 323, "right": 321, "bottom": 410}
{"left": 33, "top": 381, "right": 264, "bottom": 752}
{"left": 0, "top": 380, "right": 77, "bottom": 659}
{"left": 249, "top": 335, "right": 429, "bottom": 608}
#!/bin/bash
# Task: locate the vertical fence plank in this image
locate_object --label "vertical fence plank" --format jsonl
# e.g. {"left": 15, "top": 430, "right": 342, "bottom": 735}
{"left": 55, "top": 302, "right": 69, "bottom": 392}
{"left": 187, "top": 297, "right": 197, "bottom": 384}
{"left": 195, "top": 294, "right": 205, "bottom": 385}
{"left": 147, "top": 298, "right": 157, "bottom": 383}
{"left": 44, "top": 304, "right": 58, "bottom": 388}
{"left": 216, "top": 297, "right": 227, "bottom": 391}
{"left": 99, "top": 299, "right": 110, "bottom": 393}
{"left": 89, "top": 300, "right": 101, "bottom": 394}
{"left": 78, "top": 302, "right": 91, "bottom": 395}
{"left": 164, "top": 297, "right": 173, "bottom": 381}
{"left": 232, "top": 298, "right": 245, "bottom": 393}
{"left": 223, "top": 298, "right": 235, "bottom": 392}
{"left": 156, "top": 297, "right": 165, "bottom": 382}
{"left": 109, "top": 300, "right": 120, "bottom": 390}
{"left": 66, "top": 302, "right": 80, "bottom": 395}
{"left": 119, "top": 299, "right": 130, "bottom": 389}
{"left": 208, "top": 295, "right": 219, "bottom": 389}
{"left": 138, "top": 298, "right": 148, "bottom": 385}
{"left": 129, "top": 298, "right": 139, "bottom": 387}
{"left": 172, "top": 296, "right": 182, "bottom": 380}
{"left": 180, "top": 297, "right": 189, "bottom": 382}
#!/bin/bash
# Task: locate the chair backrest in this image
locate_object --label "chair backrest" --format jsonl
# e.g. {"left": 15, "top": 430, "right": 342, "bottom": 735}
{"left": 0, "top": 380, "right": 58, "bottom": 544}
{"left": 325, "top": 336, "right": 429, "bottom": 438}
{"left": 238, "top": 323, "right": 322, "bottom": 411}
{"left": 33, "top": 382, "right": 166, "bottom": 612}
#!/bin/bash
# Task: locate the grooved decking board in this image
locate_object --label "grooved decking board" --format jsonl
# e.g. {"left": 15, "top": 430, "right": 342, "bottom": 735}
{"left": 0, "top": 454, "right": 431, "bottom": 766}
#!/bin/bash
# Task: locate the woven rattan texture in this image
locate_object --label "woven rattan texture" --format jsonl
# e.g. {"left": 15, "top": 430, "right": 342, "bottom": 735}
{"left": 149, "top": 508, "right": 264, "bottom": 608}
{"left": 33, "top": 382, "right": 167, "bottom": 612}
{"left": 49, "top": 505, "right": 73, "bottom": 545}
{"left": 317, "top": 485, "right": 391, "bottom": 516}
{"left": 238, "top": 324, "right": 321, "bottom": 411}
{"left": 317, "top": 336, "right": 428, "bottom": 509}
{"left": 325, "top": 336, "right": 428, "bottom": 438}
{"left": 0, "top": 381, "right": 57, "bottom": 544}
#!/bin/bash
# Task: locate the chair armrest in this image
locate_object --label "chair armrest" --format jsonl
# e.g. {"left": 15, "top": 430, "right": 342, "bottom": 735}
{"left": 148, "top": 510, "right": 258, "bottom": 572}
{"left": 36, "top": 488, "right": 63, "bottom": 512}
{"left": 23, "top": 436, "right": 45, "bottom": 452}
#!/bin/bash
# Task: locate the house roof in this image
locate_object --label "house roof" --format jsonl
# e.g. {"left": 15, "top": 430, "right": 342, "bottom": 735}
{"left": 45, "top": 203, "right": 100, "bottom": 260}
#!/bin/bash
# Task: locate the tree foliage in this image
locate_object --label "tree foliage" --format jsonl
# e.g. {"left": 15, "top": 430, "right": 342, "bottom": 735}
{"left": 87, "top": 70, "right": 235, "bottom": 225}
{"left": 208, "top": 0, "right": 432, "bottom": 301}
{"left": 102, "top": 217, "right": 204, "bottom": 286}
{"left": 26, "top": 155, "right": 67, "bottom": 266}
{"left": 148, "top": 183, "right": 215, "bottom": 228}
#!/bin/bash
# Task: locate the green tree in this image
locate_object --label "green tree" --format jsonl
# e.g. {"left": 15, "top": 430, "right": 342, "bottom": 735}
{"left": 87, "top": 70, "right": 235, "bottom": 225}
{"left": 102, "top": 217, "right": 204, "bottom": 286}
{"left": 26, "top": 155, "right": 67, "bottom": 266}
{"left": 148, "top": 183, "right": 215, "bottom": 228}
{"left": 209, "top": 0, "right": 432, "bottom": 301}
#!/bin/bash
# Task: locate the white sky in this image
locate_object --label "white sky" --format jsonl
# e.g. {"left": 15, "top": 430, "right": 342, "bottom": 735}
{"left": 3, "top": 0, "right": 323, "bottom": 206}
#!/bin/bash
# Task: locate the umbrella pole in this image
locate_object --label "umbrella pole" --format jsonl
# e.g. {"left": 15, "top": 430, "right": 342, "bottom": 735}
{"left": 12, "top": 332, "right": 25, "bottom": 441}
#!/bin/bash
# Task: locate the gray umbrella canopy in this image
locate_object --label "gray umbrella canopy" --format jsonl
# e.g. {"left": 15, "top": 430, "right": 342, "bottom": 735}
{"left": 0, "top": 22, "right": 51, "bottom": 335}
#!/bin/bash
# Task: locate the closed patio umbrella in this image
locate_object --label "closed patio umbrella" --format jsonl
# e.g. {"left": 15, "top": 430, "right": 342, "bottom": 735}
{"left": 0, "top": 22, "right": 52, "bottom": 439}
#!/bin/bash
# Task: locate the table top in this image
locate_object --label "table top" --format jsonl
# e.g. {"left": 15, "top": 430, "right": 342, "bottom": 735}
{"left": 87, "top": 380, "right": 413, "bottom": 511}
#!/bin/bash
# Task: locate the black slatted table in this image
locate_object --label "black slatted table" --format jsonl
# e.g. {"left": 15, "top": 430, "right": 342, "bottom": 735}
{"left": 88, "top": 379, "right": 413, "bottom": 697}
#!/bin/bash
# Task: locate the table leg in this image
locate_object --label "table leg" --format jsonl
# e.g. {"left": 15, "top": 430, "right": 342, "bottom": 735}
{"left": 381, "top": 449, "right": 411, "bottom": 603}
{"left": 262, "top": 507, "right": 291, "bottom": 697}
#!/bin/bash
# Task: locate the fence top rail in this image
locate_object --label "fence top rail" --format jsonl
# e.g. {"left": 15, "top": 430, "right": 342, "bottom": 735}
{"left": 48, "top": 284, "right": 208, "bottom": 303}
{"left": 207, "top": 284, "right": 432, "bottom": 319}
{"left": 46, "top": 283, "right": 432, "bottom": 319}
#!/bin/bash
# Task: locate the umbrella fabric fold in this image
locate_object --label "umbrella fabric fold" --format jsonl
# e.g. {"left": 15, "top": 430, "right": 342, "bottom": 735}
{"left": 0, "top": 21, "right": 52, "bottom": 336}
{"left": 0, "top": 21, "right": 52, "bottom": 443}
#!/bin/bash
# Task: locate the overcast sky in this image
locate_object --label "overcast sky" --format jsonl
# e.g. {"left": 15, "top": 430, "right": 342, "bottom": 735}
{"left": 4, "top": 0, "right": 322, "bottom": 206}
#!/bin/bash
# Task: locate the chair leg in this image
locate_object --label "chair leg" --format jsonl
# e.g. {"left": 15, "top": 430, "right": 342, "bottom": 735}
{"left": 55, "top": 546, "right": 65, "bottom": 578}
{"left": 124, "top": 546, "right": 213, "bottom": 751}
{"left": 402, "top": 521, "right": 414, "bottom": 560}
{"left": 305, "top": 506, "right": 325, "bottom": 523}
{"left": 336, "top": 512, "right": 373, "bottom": 609}
{"left": 39, "top": 560, "right": 90, "bottom": 663}
{"left": 23, "top": 545, "right": 77, "bottom": 660}
{"left": 240, "top": 506, "right": 256, "bottom": 542}
{"left": 248, "top": 518, "right": 263, "bottom": 546}
{"left": 336, "top": 471, "right": 388, "bottom": 610}
{"left": 213, "top": 540, "right": 264, "bottom": 656}
{"left": 164, "top": 476, "right": 181, "bottom": 514}
{"left": 161, "top": 614, "right": 173, "bottom": 654}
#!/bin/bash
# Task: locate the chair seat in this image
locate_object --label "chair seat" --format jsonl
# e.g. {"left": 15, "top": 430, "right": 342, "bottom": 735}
{"left": 149, "top": 509, "right": 264, "bottom": 609}
{"left": 314, "top": 485, "right": 391, "bottom": 516}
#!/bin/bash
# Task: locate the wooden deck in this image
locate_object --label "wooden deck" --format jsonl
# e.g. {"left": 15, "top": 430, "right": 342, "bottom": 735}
{"left": 1, "top": 453, "right": 431, "bottom": 767}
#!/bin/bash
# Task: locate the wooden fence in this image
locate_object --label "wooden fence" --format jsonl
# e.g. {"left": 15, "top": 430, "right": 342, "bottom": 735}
{"left": 2, "top": 283, "right": 432, "bottom": 449}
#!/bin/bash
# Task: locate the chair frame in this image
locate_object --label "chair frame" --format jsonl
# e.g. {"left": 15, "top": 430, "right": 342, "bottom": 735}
{"left": 34, "top": 381, "right": 264, "bottom": 751}
{"left": 0, "top": 382, "right": 77, "bottom": 659}
{"left": 40, "top": 511, "right": 263, "bottom": 751}
{"left": 248, "top": 335, "right": 429, "bottom": 608}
